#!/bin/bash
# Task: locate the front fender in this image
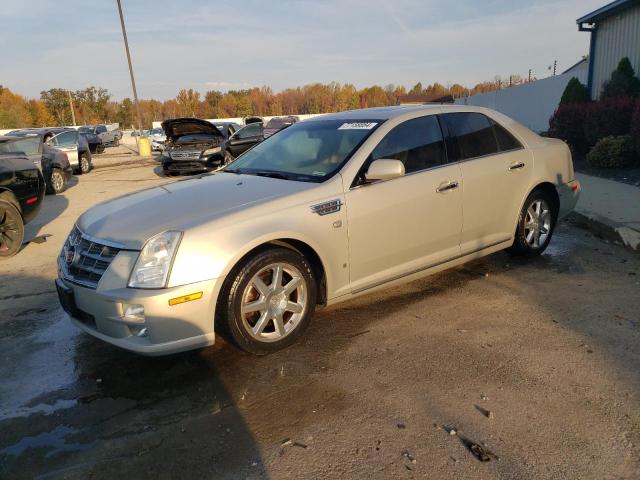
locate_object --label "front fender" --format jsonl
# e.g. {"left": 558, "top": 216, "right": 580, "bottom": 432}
{"left": 168, "top": 199, "right": 350, "bottom": 300}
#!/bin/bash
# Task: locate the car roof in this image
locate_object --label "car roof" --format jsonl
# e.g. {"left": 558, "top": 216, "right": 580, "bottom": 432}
{"left": 314, "top": 105, "right": 442, "bottom": 121}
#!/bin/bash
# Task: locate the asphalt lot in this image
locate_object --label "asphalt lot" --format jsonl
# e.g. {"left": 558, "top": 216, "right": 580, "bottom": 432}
{"left": 0, "top": 164, "right": 639, "bottom": 479}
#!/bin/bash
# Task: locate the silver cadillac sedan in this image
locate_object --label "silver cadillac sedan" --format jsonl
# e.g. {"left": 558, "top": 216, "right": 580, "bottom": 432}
{"left": 56, "top": 105, "right": 581, "bottom": 355}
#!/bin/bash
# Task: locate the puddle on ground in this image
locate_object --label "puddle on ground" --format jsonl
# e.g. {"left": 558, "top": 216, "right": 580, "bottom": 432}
{"left": 0, "top": 425, "right": 95, "bottom": 459}
{"left": 0, "top": 310, "right": 83, "bottom": 421}
{"left": 0, "top": 399, "right": 78, "bottom": 422}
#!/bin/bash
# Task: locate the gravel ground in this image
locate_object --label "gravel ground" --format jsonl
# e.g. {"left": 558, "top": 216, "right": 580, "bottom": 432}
{"left": 0, "top": 164, "right": 639, "bottom": 479}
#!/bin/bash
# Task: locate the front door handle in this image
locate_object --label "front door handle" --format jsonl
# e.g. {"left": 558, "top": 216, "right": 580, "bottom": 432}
{"left": 436, "top": 180, "right": 459, "bottom": 193}
{"left": 508, "top": 162, "right": 525, "bottom": 171}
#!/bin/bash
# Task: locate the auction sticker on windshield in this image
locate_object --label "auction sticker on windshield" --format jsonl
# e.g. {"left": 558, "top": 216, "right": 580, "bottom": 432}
{"left": 337, "top": 122, "right": 377, "bottom": 130}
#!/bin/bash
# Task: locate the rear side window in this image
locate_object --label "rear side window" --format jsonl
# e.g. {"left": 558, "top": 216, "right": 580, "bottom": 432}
{"left": 370, "top": 115, "right": 446, "bottom": 174}
{"left": 441, "top": 112, "right": 498, "bottom": 160}
{"left": 491, "top": 119, "right": 523, "bottom": 151}
{"left": 96, "top": 126, "right": 107, "bottom": 133}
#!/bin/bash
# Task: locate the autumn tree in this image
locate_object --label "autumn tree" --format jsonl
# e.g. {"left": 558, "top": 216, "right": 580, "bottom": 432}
{"left": 40, "top": 88, "right": 72, "bottom": 125}
{"left": 176, "top": 88, "right": 201, "bottom": 116}
{"left": 74, "top": 86, "right": 111, "bottom": 123}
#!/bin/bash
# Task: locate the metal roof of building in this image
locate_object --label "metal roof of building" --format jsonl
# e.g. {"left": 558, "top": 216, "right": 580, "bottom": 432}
{"left": 577, "top": 0, "right": 640, "bottom": 25}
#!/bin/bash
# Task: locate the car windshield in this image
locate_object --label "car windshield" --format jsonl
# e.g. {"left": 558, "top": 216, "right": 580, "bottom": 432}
{"left": 225, "top": 119, "right": 380, "bottom": 182}
{"left": 78, "top": 127, "right": 94, "bottom": 133}
{"left": 150, "top": 128, "right": 163, "bottom": 135}
{"left": 175, "top": 133, "right": 217, "bottom": 144}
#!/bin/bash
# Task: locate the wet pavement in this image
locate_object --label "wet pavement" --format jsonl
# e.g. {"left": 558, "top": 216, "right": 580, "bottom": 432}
{"left": 1, "top": 165, "right": 639, "bottom": 479}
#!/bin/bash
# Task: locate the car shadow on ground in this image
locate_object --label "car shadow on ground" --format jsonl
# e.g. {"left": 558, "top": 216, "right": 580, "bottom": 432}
{"left": 22, "top": 194, "right": 69, "bottom": 247}
{"left": 0, "top": 273, "right": 268, "bottom": 479}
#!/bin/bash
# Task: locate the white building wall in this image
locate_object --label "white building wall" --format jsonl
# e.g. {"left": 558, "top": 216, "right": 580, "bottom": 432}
{"left": 591, "top": 3, "right": 640, "bottom": 98}
{"left": 454, "top": 65, "right": 588, "bottom": 133}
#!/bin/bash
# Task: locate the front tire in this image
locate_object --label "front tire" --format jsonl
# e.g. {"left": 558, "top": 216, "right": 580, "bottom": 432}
{"left": 509, "top": 189, "right": 556, "bottom": 257}
{"left": 47, "top": 168, "right": 66, "bottom": 195}
{"left": 219, "top": 248, "right": 317, "bottom": 355}
{"left": 0, "top": 200, "right": 24, "bottom": 258}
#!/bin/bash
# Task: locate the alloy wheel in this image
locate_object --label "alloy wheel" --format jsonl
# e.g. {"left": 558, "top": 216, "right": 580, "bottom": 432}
{"left": 524, "top": 199, "right": 551, "bottom": 248}
{"left": 0, "top": 204, "right": 22, "bottom": 256}
{"left": 240, "top": 262, "right": 307, "bottom": 342}
{"left": 80, "top": 157, "right": 90, "bottom": 173}
{"left": 51, "top": 171, "right": 64, "bottom": 193}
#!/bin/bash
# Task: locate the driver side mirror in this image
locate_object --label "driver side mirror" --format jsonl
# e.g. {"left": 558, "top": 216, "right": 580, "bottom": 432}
{"left": 365, "top": 159, "right": 405, "bottom": 182}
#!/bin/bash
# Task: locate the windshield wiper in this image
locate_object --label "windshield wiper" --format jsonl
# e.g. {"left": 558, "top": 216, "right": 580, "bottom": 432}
{"left": 223, "top": 168, "right": 242, "bottom": 174}
{"left": 253, "top": 170, "right": 290, "bottom": 180}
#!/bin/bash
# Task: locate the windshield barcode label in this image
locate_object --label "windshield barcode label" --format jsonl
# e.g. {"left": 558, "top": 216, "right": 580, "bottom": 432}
{"left": 337, "top": 122, "right": 377, "bottom": 130}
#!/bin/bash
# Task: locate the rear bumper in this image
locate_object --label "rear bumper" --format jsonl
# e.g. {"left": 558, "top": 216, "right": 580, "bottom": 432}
{"left": 56, "top": 275, "right": 223, "bottom": 356}
{"left": 557, "top": 179, "right": 581, "bottom": 219}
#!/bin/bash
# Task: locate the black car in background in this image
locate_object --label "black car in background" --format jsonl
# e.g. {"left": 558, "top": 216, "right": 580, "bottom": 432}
{"left": 160, "top": 118, "right": 226, "bottom": 175}
{"left": 0, "top": 150, "right": 46, "bottom": 257}
{"left": 0, "top": 135, "right": 72, "bottom": 194}
{"left": 78, "top": 126, "right": 105, "bottom": 153}
{"left": 220, "top": 122, "right": 264, "bottom": 164}
{"left": 213, "top": 122, "right": 242, "bottom": 140}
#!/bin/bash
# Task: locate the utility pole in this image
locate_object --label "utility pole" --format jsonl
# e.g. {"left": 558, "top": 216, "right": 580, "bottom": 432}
{"left": 528, "top": 69, "right": 532, "bottom": 82}
{"left": 67, "top": 90, "right": 76, "bottom": 126}
{"left": 553, "top": 60, "right": 557, "bottom": 76}
{"left": 116, "top": 0, "right": 143, "bottom": 150}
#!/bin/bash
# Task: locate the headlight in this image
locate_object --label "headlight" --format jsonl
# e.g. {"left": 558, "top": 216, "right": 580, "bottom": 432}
{"left": 128, "top": 231, "right": 182, "bottom": 289}
{"left": 202, "top": 146, "right": 221, "bottom": 157}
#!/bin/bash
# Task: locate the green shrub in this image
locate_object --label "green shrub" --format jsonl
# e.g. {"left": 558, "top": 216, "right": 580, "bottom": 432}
{"left": 560, "top": 77, "right": 590, "bottom": 104}
{"left": 586, "top": 135, "right": 639, "bottom": 168}
{"left": 601, "top": 57, "right": 640, "bottom": 98}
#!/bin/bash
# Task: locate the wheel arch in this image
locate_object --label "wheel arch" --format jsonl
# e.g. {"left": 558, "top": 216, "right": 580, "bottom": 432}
{"left": 222, "top": 237, "right": 328, "bottom": 306}
{"left": 0, "top": 189, "right": 21, "bottom": 214}
{"left": 513, "top": 181, "right": 560, "bottom": 232}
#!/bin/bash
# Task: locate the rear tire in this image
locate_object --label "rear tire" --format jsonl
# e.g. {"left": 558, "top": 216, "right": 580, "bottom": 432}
{"left": 509, "top": 189, "right": 557, "bottom": 257}
{"left": 78, "top": 154, "right": 91, "bottom": 174}
{"left": 0, "top": 200, "right": 24, "bottom": 258}
{"left": 218, "top": 247, "right": 317, "bottom": 355}
{"left": 47, "top": 168, "right": 66, "bottom": 195}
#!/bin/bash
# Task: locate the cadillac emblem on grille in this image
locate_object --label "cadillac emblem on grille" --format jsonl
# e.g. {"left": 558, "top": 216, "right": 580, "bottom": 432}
{"left": 64, "top": 245, "right": 78, "bottom": 268}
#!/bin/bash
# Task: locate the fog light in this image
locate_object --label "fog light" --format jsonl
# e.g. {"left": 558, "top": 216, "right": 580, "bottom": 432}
{"left": 123, "top": 303, "right": 145, "bottom": 323}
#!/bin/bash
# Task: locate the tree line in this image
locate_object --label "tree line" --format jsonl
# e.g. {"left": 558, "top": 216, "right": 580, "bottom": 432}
{"left": 0, "top": 74, "right": 535, "bottom": 129}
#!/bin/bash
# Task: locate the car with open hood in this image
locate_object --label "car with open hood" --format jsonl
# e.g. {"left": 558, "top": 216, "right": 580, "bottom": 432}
{"left": 159, "top": 118, "right": 225, "bottom": 175}
{"left": 56, "top": 105, "right": 581, "bottom": 356}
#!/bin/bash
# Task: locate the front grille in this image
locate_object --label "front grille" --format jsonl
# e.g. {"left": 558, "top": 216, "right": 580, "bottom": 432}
{"left": 170, "top": 150, "right": 201, "bottom": 160}
{"left": 59, "top": 226, "right": 121, "bottom": 289}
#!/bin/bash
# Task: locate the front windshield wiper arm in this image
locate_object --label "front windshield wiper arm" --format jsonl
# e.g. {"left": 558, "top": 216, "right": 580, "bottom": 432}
{"left": 223, "top": 168, "right": 242, "bottom": 174}
{"left": 253, "top": 170, "right": 290, "bottom": 180}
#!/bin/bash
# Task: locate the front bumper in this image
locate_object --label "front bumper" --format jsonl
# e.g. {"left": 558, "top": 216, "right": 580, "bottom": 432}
{"left": 162, "top": 157, "right": 223, "bottom": 175}
{"left": 557, "top": 179, "right": 581, "bottom": 220}
{"left": 56, "top": 273, "right": 223, "bottom": 356}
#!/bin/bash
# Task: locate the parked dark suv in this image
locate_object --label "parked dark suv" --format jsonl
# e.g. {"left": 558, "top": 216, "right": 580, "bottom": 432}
{"left": 0, "top": 134, "right": 72, "bottom": 194}
{"left": 160, "top": 118, "right": 226, "bottom": 175}
{"left": 0, "top": 149, "right": 46, "bottom": 257}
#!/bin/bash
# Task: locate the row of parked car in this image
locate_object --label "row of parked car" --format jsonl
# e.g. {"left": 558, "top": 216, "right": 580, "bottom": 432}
{"left": 0, "top": 124, "right": 122, "bottom": 258}
{"left": 155, "top": 116, "right": 299, "bottom": 175}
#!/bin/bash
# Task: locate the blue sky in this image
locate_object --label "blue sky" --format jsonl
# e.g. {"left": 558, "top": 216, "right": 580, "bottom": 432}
{"left": 0, "top": 0, "right": 604, "bottom": 100}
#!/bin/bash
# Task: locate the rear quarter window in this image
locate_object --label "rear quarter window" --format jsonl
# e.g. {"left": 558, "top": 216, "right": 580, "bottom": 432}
{"left": 441, "top": 112, "right": 499, "bottom": 160}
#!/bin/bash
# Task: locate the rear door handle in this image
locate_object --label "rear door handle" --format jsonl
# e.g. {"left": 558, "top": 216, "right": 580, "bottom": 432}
{"left": 436, "top": 180, "right": 459, "bottom": 193}
{"left": 508, "top": 162, "right": 525, "bottom": 171}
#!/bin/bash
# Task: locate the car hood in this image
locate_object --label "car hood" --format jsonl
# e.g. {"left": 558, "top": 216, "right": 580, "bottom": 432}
{"left": 77, "top": 172, "right": 313, "bottom": 249}
{"left": 161, "top": 118, "right": 223, "bottom": 142}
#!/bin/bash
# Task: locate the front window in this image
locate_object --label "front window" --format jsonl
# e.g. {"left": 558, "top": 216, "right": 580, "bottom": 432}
{"left": 50, "top": 131, "right": 78, "bottom": 146}
{"left": 233, "top": 122, "right": 263, "bottom": 140}
{"left": 226, "top": 119, "right": 380, "bottom": 182}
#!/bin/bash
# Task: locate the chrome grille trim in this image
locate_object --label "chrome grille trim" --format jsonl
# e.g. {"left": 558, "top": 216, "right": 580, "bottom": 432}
{"left": 59, "top": 226, "right": 122, "bottom": 289}
{"left": 170, "top": 150, "right": 202, "bottom": 160}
